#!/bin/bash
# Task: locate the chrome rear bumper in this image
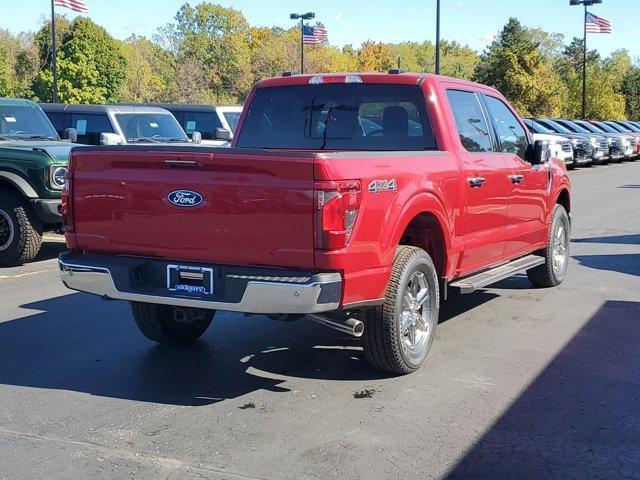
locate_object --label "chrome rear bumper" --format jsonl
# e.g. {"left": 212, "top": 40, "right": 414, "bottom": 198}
{"left": 59, "top": 253, "right": 341, "bottom": 314}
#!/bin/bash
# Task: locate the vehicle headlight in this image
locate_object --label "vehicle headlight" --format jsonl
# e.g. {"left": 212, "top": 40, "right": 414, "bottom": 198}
{"left": 622, "top": 137, "right": 631, "bottom": 147}
{"left": 590, "top": 137, "right": 599, "bottom": 146}
{"left": 570, "top": 138, "right": 579, "bottom": 146}
{"left": 49, "top": 165, "right": 68, "bottom": 190}
{"left": 606, "top": 137, "right": 613, "bottom": 145}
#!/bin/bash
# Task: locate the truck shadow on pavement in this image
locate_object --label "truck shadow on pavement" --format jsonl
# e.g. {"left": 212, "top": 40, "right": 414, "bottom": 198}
{"left": 445, "top": 300, "right": 640, "bottom": 480}
{"left": 0, "top": 289, "right": 499, "bottom": 406}
{"left": 572, "top": 233, "right": 640, "bottom": 245}
{"left": 33, "top": 241, "right": 67, "bottom": 262}
{"left": 573, "top": 253, "right": 640, "bottom": 277}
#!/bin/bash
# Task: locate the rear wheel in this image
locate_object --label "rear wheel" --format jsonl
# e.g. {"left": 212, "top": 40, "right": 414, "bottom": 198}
{"left": 131, "top": 302, "right": 214, "bottom": 344}
{"left": 363, "top": 246, "right": 439, "bottom": 374}
{"left": 527, "top": 205, "right": 570, "bottom": 288}
{"left": 0, "top": 192, "right": 43, "bottom": 267}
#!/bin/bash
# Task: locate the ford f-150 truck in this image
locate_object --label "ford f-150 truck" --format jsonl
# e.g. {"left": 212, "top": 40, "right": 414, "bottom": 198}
{"left": 59, "top": 72, "right": 571, "bottom": 374}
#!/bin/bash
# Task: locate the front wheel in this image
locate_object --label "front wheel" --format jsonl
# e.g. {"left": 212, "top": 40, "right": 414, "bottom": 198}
{"left": 0, "top": 192, "right": 43, "bottom": 267}
{"left": 131, "top": 302, "right": 214, "bottom": 344}
{"left": 527, "top": 205, "right": 570, "bottom": 288}
{"left": 363, "top": 246, "right": 440, "bottom": 374}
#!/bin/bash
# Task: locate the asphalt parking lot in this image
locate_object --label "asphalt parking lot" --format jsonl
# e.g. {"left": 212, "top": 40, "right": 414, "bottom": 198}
{"left": 1, "top": 162, "right": 639, "bottom": 480}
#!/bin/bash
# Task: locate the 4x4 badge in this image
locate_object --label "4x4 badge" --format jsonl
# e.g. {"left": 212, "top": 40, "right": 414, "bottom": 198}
{"left": 368, "top": 179, "right": 397, "bottom": 194}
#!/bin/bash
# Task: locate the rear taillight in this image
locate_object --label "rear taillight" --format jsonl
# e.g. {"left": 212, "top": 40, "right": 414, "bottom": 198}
{"left": 314, "top": 180, "right": 361, "bottom": 250}
{"left": 60, "top": 170, "right": 74, "bottom": 232}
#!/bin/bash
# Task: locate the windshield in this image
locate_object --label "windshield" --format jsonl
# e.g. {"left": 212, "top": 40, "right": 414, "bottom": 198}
{"left": 223, "top": 111, "right": 241, "bottom": 133}
{"left": 559, "top": 120, "right": 591, "bottom": 134}
{"left": 524, "top": 119, "right": 553, "bottom": 135}
{"left": 621, "top": 122, "right": 640, "bottom": 133}
{"left": 114, "top": 113, "right": 188, "bottom": 143}
{"left": 592, "top": 121, "right": 617, "bottom": 134}
{"left": 236, "top": 84, "right": 436, "bottom": 151}
{"left": 577, "top": 120, "right": 609, "bottom": 134}
{"left": 0, "top": 105, "right": 59, "bottom": 140}
{"left": 539, "top": 119, "right": 573, "bottom": 135}
{"left": 604, "top": 122, "right": 627, "bottom": 133}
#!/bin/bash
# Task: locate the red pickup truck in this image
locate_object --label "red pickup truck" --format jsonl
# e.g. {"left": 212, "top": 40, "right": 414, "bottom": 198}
{"left": 59, "top": 72, "right": 571, "bottom": 374}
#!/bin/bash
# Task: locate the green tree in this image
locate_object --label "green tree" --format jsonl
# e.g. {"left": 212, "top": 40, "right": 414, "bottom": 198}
{"left": 118, "top": 35, "right": 173, "bottom": 102}
{"left": 473, "top": 18, "right": 567, "bottom": 116}
{"left": 621, "top": 67, "right": 640, "bottom": 120}
{"left": 164, "top": 2, "right": 253, "bottom": 103}
{"left": 32, "top": 18, "right": 126, "bottom": 103}
{"left": 357, "top": 41, "right": 394, "bottom": 72}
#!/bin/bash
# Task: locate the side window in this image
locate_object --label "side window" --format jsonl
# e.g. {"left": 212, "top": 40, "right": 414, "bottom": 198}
{"left": 182, "top": 112, "right": 223, "bottom": 140}
{"left": 70, "top": 113, "right": 113, "bottom": 145}
{"left": 483, "top": 96, "right": 528, "bottom": 159}
{"left": 44, "top": 112, "right": 65, "bottom": 136}
{"left": 446, "top": 90, "right": 493, "bottom": 152}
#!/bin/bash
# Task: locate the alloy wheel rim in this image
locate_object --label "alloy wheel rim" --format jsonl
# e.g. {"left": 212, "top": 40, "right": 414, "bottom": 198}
{"left": 0, "top": 209, "right": 14, "bottom": 251}
{"left": 400, "top": 271, "right": 433, "bottom": 352}
{"left": 552, "top": 223, "right": 568, "bottom": 274}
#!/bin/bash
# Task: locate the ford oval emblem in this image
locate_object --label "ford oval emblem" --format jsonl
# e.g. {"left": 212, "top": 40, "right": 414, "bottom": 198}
{"left": 168, "top": 190, "right": 203, "bottom": 207}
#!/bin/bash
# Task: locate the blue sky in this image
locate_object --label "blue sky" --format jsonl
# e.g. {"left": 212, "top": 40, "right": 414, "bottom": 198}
{"left": 4, "top": 0, "right": 636, "bottom": 58}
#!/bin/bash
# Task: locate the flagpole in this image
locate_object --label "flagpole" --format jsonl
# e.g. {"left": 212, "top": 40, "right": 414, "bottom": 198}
{"left": 582, "top": 4, "right": 587, "bottom": 118}
{"left": 300, "top": 17, "right": 304, "bottom": 74}
{"left": 51, "top": 0, "right": 58, "bottom": 102}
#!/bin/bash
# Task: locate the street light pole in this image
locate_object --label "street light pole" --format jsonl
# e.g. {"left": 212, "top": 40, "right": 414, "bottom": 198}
{"left": 570, "top": 0, "right": 603, "bottom": 119}
{"left": 435, "top": 0, "right": 441, "bottom": 74}
{"left": 290, "top": 12, "right": 315, "bottom": 74}
{"left": 582, "top": 3, "right": 587, "bottom": 118}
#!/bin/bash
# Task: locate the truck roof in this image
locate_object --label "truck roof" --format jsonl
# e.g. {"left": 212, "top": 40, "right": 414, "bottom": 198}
{"left": 118, "top": 103, "right": 242, "bottom": 112}
{"left": 39, "top": 103, "right": 173, "bottom": 115}
{"left": 0, "top": 97, "right": 39, "bottom": 108}
{"left": 256, "top": 72, "right": 500, "bottom": 95}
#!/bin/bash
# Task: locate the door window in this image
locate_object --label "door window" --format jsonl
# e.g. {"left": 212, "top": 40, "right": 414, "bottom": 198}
{"left": 483, "top": 96, "right": 529, "bottom": 159}
{"left": 181, "top": 112, "right": 223, "bottom": 140}
{"left": 70, "top": 113, "right": 113, "bottom": 145}
{"left": 446, "top": 90, "right": 493, "bottom": 152}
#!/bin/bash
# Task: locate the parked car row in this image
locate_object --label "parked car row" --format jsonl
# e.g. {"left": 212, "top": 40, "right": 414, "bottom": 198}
{"left": 40, "top": 103, "right": 243, "bottom": 147}
{"left": 524, "top": 118, "right": 640, "bottom": 168}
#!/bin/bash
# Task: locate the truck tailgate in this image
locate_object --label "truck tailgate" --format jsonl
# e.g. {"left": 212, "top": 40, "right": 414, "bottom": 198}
{"left": 69, "top": 148, "right": 316, "bottom": 269}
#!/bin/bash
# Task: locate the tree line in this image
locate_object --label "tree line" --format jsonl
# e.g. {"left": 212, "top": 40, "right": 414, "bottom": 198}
{"left": 0, "top": 3, "right": 639, "bottom": 119}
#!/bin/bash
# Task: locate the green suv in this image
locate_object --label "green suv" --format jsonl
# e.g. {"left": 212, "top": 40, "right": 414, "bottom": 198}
{"left": 0, "top": 98, "right": 77, "bottom": 266}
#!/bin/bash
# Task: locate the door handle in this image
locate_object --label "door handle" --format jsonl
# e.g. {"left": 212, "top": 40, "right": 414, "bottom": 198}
{"left": 509, "top": 174, "right": 524, "bottom": 184}
{"left": 467, "top": 177, "right": 486, "bottom": 188}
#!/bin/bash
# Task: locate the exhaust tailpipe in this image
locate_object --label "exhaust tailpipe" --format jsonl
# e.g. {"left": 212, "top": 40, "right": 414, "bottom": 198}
{"left": 307, "top": 314, "right": 364, "bottom": 338}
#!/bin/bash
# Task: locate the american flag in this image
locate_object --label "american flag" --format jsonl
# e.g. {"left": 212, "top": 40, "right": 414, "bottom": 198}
{"left": 586, "top": 12, "right": 611, "bottom": 34}
{"left": 303, "top": 24, "right": 328, "bottom": 44}
{"left": 54, "top": 0, "right": 89, "bottom": 13}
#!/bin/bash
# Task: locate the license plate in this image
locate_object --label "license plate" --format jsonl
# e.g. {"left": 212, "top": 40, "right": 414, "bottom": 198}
{"left": 167, "top": 265, "right": 214, "bottom": 296}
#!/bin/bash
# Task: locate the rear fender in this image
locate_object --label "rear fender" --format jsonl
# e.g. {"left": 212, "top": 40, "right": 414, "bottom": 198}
{"left": 385, "top": 191, "right": 458, "bottom": 279}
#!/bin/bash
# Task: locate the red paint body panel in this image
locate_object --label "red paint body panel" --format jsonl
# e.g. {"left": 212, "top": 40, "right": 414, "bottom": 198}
{"left": 66, "top": 73, "right": 571, "bottom": 309}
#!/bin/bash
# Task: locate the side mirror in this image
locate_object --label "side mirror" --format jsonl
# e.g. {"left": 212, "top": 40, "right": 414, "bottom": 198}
{"left": 191, "top": 131, "right": 202, "bottom": 144}
{"left": 100, "top": 132, "right": 121, "bottom": 146}
{"left": 63, "top": 128, "right": 77, "bottom": 143}
{"left": 528, "top": 139, "right": 551, "bottom": 165}
{"left": 214, "top": 127, "right": 232, "bottom": 141}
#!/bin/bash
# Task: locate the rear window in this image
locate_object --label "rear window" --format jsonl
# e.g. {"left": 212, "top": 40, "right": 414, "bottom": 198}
{"left": 236, "top": 84, "right": 436, "bottom": 151}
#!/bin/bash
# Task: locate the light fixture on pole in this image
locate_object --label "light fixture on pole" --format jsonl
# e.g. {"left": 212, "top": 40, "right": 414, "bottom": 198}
{"left": 290, "top": 12, "right": 315, "bottom": 74}
{"left": 569, "top": 0, "right": 603, "bottom": 118}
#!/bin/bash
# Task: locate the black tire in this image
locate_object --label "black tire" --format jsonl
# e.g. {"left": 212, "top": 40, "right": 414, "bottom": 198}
{"left": 527, "top": 205, "right": 570, "bottom": 288}
{"left": 131, "top": 302, "right": 214, "bottom": 345}
{"left": 363, "top": 246, "right": 440, "bottom": 374}
{"left": 0, "top": 191, "right": 43, "bottom": 267}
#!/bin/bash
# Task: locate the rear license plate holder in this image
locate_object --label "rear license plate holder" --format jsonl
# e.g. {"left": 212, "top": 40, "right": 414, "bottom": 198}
{"left": 167, "top": 264, "right": 214, "bottom": 296}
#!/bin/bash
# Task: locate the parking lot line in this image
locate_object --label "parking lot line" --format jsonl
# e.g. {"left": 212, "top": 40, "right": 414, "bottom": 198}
{"left": 0, "top": 270, "right": 49, "bottom": 280}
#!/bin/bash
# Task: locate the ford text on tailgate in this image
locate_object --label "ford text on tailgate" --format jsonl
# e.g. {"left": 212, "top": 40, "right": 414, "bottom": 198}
{"left": 59, "top": 72, "right": 571, "bottom": 374}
